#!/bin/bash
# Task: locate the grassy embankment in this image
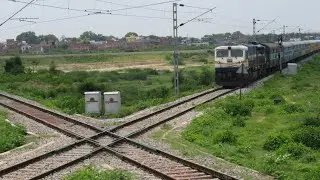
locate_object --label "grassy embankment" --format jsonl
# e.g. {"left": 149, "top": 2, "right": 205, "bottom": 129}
{"left": 0, "top": 111, "right": 26, "bottom": 153}
{"left": 152, "top": 57, "right": 320, "bottom": 179}
{"left": 0, "top": 52, "right": 215, "bottom": 118}
{"left": 64, "top": 166, "right": 134, "bottom": 180}
{"left": 0, "top": 50, "right": 214, "bottom": 71}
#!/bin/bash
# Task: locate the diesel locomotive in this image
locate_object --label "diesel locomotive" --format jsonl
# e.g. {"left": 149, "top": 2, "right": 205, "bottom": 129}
{"left": 214, "top": 40, "right": 320, "bottom": 87}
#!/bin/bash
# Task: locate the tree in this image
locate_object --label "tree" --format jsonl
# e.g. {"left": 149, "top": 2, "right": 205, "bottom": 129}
{"left": 80, "top": 31, "right": 98, "bottom": 41}
{"left": 125, "top": 32, "right": 138, "bottom": 37}
{"left": 38, "top": 34, "right": 58, "bottom": 44}
{"left": 4, "top": 56, "right": 25, "bottom": 74}
{"left": 16, "top": 31, "right": 40, "bottom": 44}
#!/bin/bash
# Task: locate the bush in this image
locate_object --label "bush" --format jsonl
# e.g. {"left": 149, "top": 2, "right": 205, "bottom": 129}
{"left": 4, "top": 56, "right": 24, "bottom": 74}
{"left": 219, "top": 97, "right": 255, "bottom": 116}
{"left": 65, "top": 166, "right": 133, "bottom": 180}
{"left": 294, "top": 127, "right": 320, "bottom": 150}
{"left": 199, "top": 67, "right": 214, "bottom": 86}
{"left": 232, "top": 116, "right": 246, "bottom": 127}
{"left": 0, "top": 112, "right": 26, "bottom": 153}
{"left": 263, "top": 134, "right": 291, "bottom": 151}
{"left": 78, "top": 81, "right": 101, "bottom": 93}
{"left": 215, "top": 130, "right": 237, "bottom": 144}
{"left": 49, "top": 60, "right": 57, "bottom": 73}
{"left": 278, "top": 142, "right": 311, "bottom": 159}
{"left": 304, "top": 117, "right": 320, "bottom": 127}
{"left": 283, "top": 104, "right": 305, "bottom": 113}
{"left": 146, "top": 86, "right": 170, "bottom": 98}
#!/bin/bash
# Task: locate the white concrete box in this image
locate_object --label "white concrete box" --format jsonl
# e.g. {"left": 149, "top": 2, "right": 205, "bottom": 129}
{"left": 104, "top": 91, "right": 121, "bottom": 114}
{"left": 287, "top": 63, "right": 298, "bottom": 75}
{"left": 85, "top": 92, "right": 101, "bottom": 114}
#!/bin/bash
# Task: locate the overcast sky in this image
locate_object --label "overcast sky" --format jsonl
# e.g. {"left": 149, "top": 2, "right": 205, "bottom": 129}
{"left": 0, "top": 0, "right": 319, "bottom": 41}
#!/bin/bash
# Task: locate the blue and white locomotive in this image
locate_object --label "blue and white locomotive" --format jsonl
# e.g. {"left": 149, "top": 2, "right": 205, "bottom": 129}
{"left": 214, "top": 40, "right": 320, "bottom": 87}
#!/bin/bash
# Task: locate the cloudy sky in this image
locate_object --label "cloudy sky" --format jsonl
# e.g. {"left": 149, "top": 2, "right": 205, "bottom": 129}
{"left": 0, "top": 0, "right": 319, "bottom": 41}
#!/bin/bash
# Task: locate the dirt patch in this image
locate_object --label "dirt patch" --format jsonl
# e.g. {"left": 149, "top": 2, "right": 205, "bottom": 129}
{"left": 36, "top": 60, "right": 204, "bottom": 72}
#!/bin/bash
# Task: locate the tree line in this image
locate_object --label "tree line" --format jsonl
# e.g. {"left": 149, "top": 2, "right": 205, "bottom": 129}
{"left": 12, "top": 30, "right": 320, "bottom": 45}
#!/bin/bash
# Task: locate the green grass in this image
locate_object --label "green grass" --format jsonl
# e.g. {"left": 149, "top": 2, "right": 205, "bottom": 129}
{"left": 0, "top": 65, "right": 215, "bottom": 118}
{"left": 0, "top": 50, "right": 214, "bottom": 70}
{"left": 154, "top": 57, "right": 320, "bottom": 179}
{"left": 0, "top": 111, "right": 26, "bottom": 153}
{"left": 64, "top": 166, "right": 134, "bottom": 180}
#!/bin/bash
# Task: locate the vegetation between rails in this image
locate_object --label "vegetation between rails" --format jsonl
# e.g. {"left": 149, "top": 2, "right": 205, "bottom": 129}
{"left": 64, "top": 166, "right": 134, "bottom": 180}
{"left": 155, "top": 57, "right": 320, "bottom": 179}
{"left": 0, "top": 111, "right": 26, "bottom": 153}
{"left": 0, "top": 56, "right": 215, "bottom": 118}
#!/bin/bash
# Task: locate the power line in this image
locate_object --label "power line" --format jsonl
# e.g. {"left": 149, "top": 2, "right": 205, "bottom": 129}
{"left": 257, "top": 18, "right": 277, "bottom": 33}
{"left": 0, "top": 0, "right": 36, "bottom": 27}
{"left": 96, "top": 0, "right": 200, "bottom": 14}
{"left": 109, "top": 0, "right": 181, "bottom": 12}
{"left": 0, "top": 13, "right": 96, "bottom": 31}
{"left": 178, "top": 7, "right": 216, "bottom": 28}
{"left": 183, "top": 5, "right": 211, "bottom": 10}
{"left": 10, "top": 0, "right": 90, "bottom": 13}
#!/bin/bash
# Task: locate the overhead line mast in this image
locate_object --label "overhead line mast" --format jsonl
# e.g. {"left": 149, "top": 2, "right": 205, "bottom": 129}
{"left": 0, "top": 0, "right": 36, "bottom": 27}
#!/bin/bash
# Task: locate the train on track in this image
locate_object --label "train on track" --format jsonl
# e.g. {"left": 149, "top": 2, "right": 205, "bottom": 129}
{"left": 214, "top": 40, "right": 320, "bottom": 87}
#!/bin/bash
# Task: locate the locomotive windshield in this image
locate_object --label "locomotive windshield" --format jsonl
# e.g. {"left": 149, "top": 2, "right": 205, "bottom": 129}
{"left": 216, "top": 50, "right": 228, "bottom": 57}
{"left": 231, "top": 49, "right": 243, "bottom": 57}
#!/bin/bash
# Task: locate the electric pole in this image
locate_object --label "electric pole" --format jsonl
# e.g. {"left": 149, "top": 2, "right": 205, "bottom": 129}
{"left": 299, "top": 28, "right": 302, "bottom": 40}
{"left": 278, "top": 36, "right": 283, "bottom": 74}
{"left": 173, "top": 3, "right": 179, "bottom": 96}
{"left": 283, "top": 25, "right": 288, "bottom": 41}
{"left": 253, "top": 19, "right": 257, "bottom": 41}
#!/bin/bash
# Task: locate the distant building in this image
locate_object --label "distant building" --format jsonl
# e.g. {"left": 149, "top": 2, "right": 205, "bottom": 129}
{"left": 190, "top": 42, "right": 210, "bottom": 46}
{"left": 126, "top": 35, "right": 137, "bottom": 43}
{"left": 20, "top": 43, "right": 31, "bottom": 53}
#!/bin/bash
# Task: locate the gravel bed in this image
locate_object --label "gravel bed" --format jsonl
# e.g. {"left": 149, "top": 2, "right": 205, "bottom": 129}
{"left": 134, "top": 111, "right": 273, "bottom": 180}
{"left": 98, "top": 88, "right": 219, "bottom": 124}
{"left": 131, "top": 74, "right": 281, "bottom": 180}
{"left": 114, "top": 89, "right": 231, "bottom": 137}
{"left": 42, "top": 152, "right": 161, "bottom": 180}
{"left": 0, "top": 106, "right": 75, "bottom": 171}
{"left": 0, "top": 92, "right": 106, "bottom": 129}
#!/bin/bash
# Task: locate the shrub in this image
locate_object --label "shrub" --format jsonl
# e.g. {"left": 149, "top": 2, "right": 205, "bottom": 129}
{"left": 232, "top": 116, "right": 246, "bottom": 127}
{"left": 199, "top": 58, "right": 209, "bottom": 64}
{"left": 263, "top": 134, "right": 291, "bottom": 151}
{"left": 199, "top": 67, "right": 214, "bottom": 86}
{"left": 304, "top": 117, "right": 320, "bottom": 127}
{"left": 215, "top": 130, "right": 237, "bottom": 144}
{"left": 283, "top": 104, "right": 305, "bottom": 113}
{"left": 300, "top": 154, "right": 317, "bottom": 163}
{"left": 4, "top": 56, "right": 24, "bottom": 74}
{"left": 146, "top": 86, "right": 170, "bottom": 98}
{"left": 78, "top": 81, "right": 101, "bottom": 93}
{"left": 0, "top": 112, "right": 26, "bottom": 153}
{"left": 278, "top": 142, "right": 311, "bottom": 159}
{"left": 294, "top": 127, "right": 320, "bottom": 150}
{"left": 269, "top": 94, "right": 286, "bottom": 104}
{"left": 49, "top": 60, "right": 57, "bottom": 73}
{"left": 220, "top": 97, "right": 255, "bottom": 116}
{"left": 65, "top": 166, "right": 133, "bottom": 180}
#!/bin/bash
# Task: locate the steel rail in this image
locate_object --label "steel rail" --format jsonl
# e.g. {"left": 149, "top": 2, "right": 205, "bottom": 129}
{"left": 0, "top": 93, "right": 104, "bottom": 132}
{"left": 0, "top": 88, "right": 238, "bottom": 180}
{"left": 109, "top": 87, "right": 224, "bottom": 132}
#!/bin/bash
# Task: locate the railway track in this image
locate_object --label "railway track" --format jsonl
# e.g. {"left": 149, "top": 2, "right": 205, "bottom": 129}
{"left": 0, "top": 88, "right": 238, "bottom": 180}
{"left": 0, "top": 95, "right": 103, "bottom": 138}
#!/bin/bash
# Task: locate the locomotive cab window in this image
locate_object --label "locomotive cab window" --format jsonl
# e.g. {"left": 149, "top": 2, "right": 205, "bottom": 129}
{"left": 216, "top": 50, "right": 229, "bottom": 57}
{"left": 231, "top": 49, "right": 243, "bottom": 57}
